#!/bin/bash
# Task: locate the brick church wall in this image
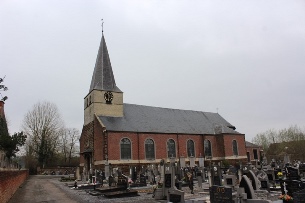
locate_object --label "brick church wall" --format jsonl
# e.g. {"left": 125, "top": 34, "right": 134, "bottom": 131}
{"left": 80, "top": 121, "right": 94, "bottom": 165}
{"left": 223, "top": 134, "right": 247, "bottom": 157}
{"left": 0, "top": 169, "right": 29, "bottom": 203}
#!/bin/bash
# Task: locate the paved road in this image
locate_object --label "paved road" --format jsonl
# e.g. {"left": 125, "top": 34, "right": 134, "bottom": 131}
{"left": 8, "top": 175, "right": 78, "bottom": 203}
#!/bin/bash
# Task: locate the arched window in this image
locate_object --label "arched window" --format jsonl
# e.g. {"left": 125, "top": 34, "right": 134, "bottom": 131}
{"left": 145, "top": 139, "right": 155, "bottom": 159}
{"left": 232, "top": 140, "right": 238, "bottom": 156}
{"left": 120, "top": 138, "right": 131, "bottom": 159}
{"left": 167, "top": 139, "right": 176, "bottom": 158}
{"left": 187, "top": 140, "right": 195, "bottom": 157}
{"left": 204, "top": 139, "right": 212, "bottom": 157}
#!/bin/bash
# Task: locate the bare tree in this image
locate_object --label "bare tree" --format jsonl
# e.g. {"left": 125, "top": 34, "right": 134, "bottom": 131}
{"left": 58, "top": 128, "right": 80, "bottom": 164}
{"left": 23, "top": 101, "right": 64, "bottom": 168}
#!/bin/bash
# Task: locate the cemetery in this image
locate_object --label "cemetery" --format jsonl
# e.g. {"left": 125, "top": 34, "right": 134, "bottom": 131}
{"left": 54, "top": 153, "right": 305, "bottom": 203}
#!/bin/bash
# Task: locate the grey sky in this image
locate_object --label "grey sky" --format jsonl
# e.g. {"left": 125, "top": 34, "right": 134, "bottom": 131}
{"left": 1, "top": 0, "right": 305, "bottom": 141}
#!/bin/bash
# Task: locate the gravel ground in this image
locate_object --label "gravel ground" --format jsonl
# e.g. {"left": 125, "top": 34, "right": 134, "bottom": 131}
{"left": 51, "top": 179, "right": 283, "bottom": 203}
{"left": 50, "top": 179, "right": 211, "bottom": 203}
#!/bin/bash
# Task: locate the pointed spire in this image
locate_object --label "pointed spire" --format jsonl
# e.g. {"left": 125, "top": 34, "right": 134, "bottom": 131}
{"left": 89, "top": 33, "right": 122, "bottom": 93}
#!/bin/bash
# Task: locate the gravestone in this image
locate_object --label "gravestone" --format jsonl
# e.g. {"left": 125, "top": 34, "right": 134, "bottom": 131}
{"left": 286, "top": 166, "right": 299, "bottom": 180}
{"left": 180, "top": 157, "right": 185, "bottom": 168}
{"left": 239, "top": 175, "right": 256, "bottom": 199}
{"left": 211, "top": 165, "right": 222, "bottom": 186}
{"left": 285, "top": 180, "right": 304, "bottom": 196}
{"left": 167, "top": 188, "right": 185, "bottom": 203}
{"left": 223, "top": 174, "right": 236, "bottom": 189}
{"left": 293, "top": 188, "right": 305, "bottom": 203}
{"left": 247, "top": 170, "right": 260, "bottom": 190}
{"left": 209, "top": 185, "right": 233, "bottom": 203}
{"left": 257, "top": 170, "right": 270, "bottom": 191}
{"left": 242, "top": 165, "right": 250, "bottom": 175}
{"left": 140, "top": 173, "right": 147, "bottom": 186}
{"left": 165, "top": 173, "right": 172, "bottom": 188}
{"left": 117, "top": 174, "right": 128, "bottom": 189}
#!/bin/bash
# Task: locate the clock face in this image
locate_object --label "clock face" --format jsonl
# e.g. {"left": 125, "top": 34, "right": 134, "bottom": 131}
{"left": 104, "top": 91, "right": 113, "bottom": 103}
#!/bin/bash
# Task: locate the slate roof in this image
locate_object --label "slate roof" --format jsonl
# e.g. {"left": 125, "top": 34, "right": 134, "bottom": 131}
{"left": 245, "top": 141, "right": 260, "bottom": 148}
{"left": 99, "top": 103, "right": 241, "bottom": 135}
{"left": 89, "top": 34, "right": 122, "bottom": 93}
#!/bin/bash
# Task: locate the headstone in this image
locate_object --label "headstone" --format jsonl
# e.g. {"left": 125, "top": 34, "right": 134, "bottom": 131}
{"left": 223, "top": 174, "right": 236, "bottom": 188}
{"left": 189, "top": 156, "right": 195, "bottom": 167}
{"left": 209, "top": 185, "right": 233, "bottom": 203}
{"left": 247, "top": 170, "right": 260, "bottom": 190}
{"left": 257, "top": 170, "right": 269, "bottom": 191}
{"left": 293, "top": 188, "right": 305, "bottom": 203}
{"left": 117, "top": 174, "right": 128, "bottom": 189}
{"left": 284, "top": 180, "right": 304, "bottom": 196}
{"left": 180, "top": 157, "right": 185, "bottom": 168}
{"left": 211, "top": 165, "right": 222, "bottom": 186}
{"left": 167, "top": 188, "right": 185, "bottom": 203}
{"left": 197, "top": 170, "right": 203, "bottom": 188}
{"left": 286, "top": 166, "right": 299, "bottom": 180}
{"left": 198, "top": 157, "right": 204, "bottom": 168}
{"left": 165, "top": 173, "right": 172, "bottom": 188}
{"left": 239, "top": 175, "right": 256, "bottom": 199}
{"left": 139, "top": 173, "right": 146, "bottom": 186}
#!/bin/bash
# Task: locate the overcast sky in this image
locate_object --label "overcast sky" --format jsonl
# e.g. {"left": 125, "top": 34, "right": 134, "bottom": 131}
{"left": 1, "top": 0, "right": 305, "bottom": 142}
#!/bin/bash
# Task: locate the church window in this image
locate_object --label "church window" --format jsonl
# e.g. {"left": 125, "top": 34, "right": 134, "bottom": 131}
{"left": 232, "top": 140, "right": 238, "bottom": 156}
{"left": 120, "top": 138, "right": 131, "bottom": 159}
{"left": 145, "top": 139, "right": 155, "bottom": 160}
{"left": 187, "top": 139, "right": 195, "bottom": 157}
{"left": 204, "top": 139, "right": 212, "bottom": 158}
{"left": 253, "top": 149, "right": 258, "bottom": 160}
{"left": 89, "top": 96, "right": 92, "bottom": 105}
{"left": 167, "top": 139, "right": 176, "bottom": 158}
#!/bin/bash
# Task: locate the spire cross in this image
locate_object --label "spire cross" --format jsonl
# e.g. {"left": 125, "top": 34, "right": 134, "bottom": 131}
{"left": 101, "top": 19, "right": 104, "bottom": 32}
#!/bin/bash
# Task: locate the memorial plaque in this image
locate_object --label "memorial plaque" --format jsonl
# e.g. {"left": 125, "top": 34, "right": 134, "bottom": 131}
{"left": 165, "top": 174, "right": 172, "bottom": 188}
{"left": 210, "top": 186, "right": 233, "bottom": 203}
{"left": 169, "top": 194, "right": 181, "bottom": 203}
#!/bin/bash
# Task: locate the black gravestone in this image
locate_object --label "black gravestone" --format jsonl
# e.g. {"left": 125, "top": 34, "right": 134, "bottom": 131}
{"left": 287, "top": 167, "right": 299, "bottom": 180}
{"left": 213, "top": 176, "right": 221, "bottom": 186}
{"left": 209, "top": 186, "right": 233, "bottom": 203}
{"left": 169, "top": 194, "right": 182, "bottom": 203}
{"left": 261, "top": 180, "right": 268, "bottom": 189}
{"left": 226, "top": 178, "right": 233, "bottom": 185}
{"left": 117, "top": 174, "right": 128, "bottom": 189}
{"left": 140, "top": 174, "right": 146, "bottom": 186}
{"left": 165, "top": 174, "right": 172, "bottom": 188}
{"left": 293, "top": 188, "right": 305, "bottom": 203}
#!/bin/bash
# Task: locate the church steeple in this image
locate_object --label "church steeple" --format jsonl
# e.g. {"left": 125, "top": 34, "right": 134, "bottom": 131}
{"left": 89, "top": 33, "right": 122, "bottom": 93}
{"left": 84, "top": 32, "right": 124, "bottom": 125}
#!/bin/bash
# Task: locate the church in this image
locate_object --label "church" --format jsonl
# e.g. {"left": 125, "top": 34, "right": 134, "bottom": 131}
{"left": 79, "top": 32, "right": 248, "bottom": 175}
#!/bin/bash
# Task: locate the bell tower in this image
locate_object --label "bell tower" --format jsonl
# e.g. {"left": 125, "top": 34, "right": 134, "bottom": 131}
{"left": 84, "top": 33, "right": 123, "bottom": 125}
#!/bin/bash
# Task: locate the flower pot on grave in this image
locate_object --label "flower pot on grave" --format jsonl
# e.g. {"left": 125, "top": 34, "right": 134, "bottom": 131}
{"left": 153, "top": 188, "right": 164, "bottom": 200}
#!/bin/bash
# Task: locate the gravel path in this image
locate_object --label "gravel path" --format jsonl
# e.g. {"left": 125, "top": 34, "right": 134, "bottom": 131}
{"left": 8, "top": 175, "right": 281, "bottom": 203}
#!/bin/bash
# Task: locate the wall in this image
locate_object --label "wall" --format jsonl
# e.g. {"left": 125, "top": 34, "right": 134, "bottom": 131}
{"left": 0, "top": 169, "right": 29, "bottom": 203}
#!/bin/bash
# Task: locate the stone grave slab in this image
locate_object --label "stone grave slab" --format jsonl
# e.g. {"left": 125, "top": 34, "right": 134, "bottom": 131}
{"left": 209, "top": 185, "right": 233, "bottom": 203}
{"left": 167, "top": 188, "right": 185, "bottom": 203}
{"left": 293, "top": 188, "right": 305, "bottom": 203}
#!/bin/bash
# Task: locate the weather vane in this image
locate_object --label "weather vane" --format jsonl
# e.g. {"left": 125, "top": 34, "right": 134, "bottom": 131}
{"left": 101, "top": 19, "right": 104, "bottom": 32}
